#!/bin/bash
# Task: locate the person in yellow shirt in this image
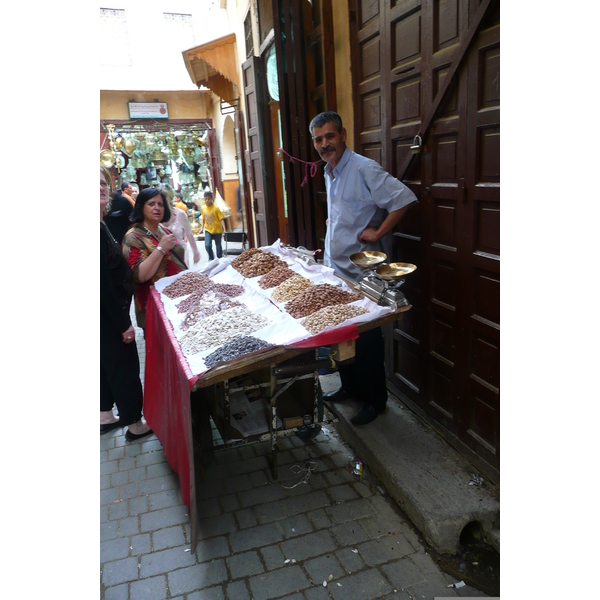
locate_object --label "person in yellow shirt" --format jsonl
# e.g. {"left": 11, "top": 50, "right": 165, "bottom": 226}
{"left": 200, "top": 190, "right": 226, "bottom": 260}
{"left": 174, "top": 192, "right": 188, "bottom": 214}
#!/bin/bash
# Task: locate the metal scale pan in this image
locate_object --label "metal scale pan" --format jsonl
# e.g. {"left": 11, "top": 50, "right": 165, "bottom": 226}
{"left": 375, "top": 262, "right": 417, "bottom": 281}
{"left": 349, "top": 251, "right": 387, "bottom": 270}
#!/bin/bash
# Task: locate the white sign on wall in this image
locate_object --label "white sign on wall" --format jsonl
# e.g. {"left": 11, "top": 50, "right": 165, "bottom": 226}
{"left": 128, "top": 102, "right": 169, "bottom": 119}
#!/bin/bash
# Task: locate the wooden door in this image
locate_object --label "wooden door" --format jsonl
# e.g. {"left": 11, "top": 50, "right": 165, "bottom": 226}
{"left": 207, "top": 128, "right": 222, "bottom": 198}
{"left": 272, "top": 0, "right": 336, "bottom": 250}
{"left": 350, "top": 0, "right": 500, "bottom": 481}
{"left": 243, "top": 55, "right": 278, "bottom": 246}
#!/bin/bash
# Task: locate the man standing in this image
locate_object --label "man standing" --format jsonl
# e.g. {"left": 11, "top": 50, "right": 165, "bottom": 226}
{"left": 310, "top": 111, "right": 417, "bottom": 425}
{"left": 104, "top": 181, "right": 136, "bottom": 246}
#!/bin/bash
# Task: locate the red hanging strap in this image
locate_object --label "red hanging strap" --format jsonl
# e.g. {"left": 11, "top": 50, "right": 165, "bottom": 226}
{"left": 279, "top": 147, "right": 322, "bottom": 187}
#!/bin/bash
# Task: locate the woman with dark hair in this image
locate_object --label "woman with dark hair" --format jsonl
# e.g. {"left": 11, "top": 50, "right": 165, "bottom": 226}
{"left": 100, "top": 167, "right": 153, "bottom": 441}
{"left": 122, "top": 187, "right": 187, "bottom": 329}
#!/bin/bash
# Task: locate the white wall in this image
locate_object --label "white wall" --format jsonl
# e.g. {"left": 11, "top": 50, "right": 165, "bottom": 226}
{"left": 99, "top": 0, "right": 230, "bottom": 91}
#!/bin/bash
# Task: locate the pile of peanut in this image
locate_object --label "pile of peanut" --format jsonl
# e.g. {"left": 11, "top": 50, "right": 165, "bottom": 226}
{"left": 231, "top": 249, "right": 288, "bottom": 278}
{"left": 301, "top": 304, "right": 369, "bottom": 334}
{"left": 258, "top": 265, "right": 297, "bottom": 289}
{"left": 162, "top": 272, "right": 213, "bottom": 299}
{"left": 271, "top": 275, "right": 314, "bottom": 303}
{"left": 285, "top": 283, "right": 362, "bottom": 318}
{"left": 180, "top": 305, "right": 269, "bottom": 355}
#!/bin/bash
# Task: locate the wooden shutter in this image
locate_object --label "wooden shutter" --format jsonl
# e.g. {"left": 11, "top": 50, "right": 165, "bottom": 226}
{"left": 242, "top": 55, "right": 278, "bottom": 246}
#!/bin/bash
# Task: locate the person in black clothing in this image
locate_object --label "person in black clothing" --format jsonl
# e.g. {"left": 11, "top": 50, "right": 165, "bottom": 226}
{"left": 104, "top": 181, "right": 135, "bottom": 246}
{"left": 100, "top": 168, "right": 153, "bottom": 441}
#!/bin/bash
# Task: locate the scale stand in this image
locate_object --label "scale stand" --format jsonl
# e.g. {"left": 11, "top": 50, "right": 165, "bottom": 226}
{"left": 349, "top": 251, "right": 416, "bottom": 310}
{"left": 358, "top": 272, "right": 409, "bottom": 309}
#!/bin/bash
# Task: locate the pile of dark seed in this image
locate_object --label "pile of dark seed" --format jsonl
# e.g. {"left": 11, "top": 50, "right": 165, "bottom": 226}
{"left": 203, "top": 336, "right": 275, "bottom": 368}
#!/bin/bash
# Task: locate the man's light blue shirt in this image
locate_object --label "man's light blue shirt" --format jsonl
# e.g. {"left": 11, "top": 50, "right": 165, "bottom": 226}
{"left": 324, "top": 148, "right": 417, "bottom": 282}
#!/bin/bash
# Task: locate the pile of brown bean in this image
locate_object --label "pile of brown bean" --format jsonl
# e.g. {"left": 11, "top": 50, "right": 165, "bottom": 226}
{"left": 232, "top": 250, "right": 288, "bottom": 278}
{"left": 230, "top": 248, "right": 261, "bottom": 269}
{"left": 271, "top": 275, "right": 314, "bottom": 303}
{"left": 176, "top": 283, "right": 216, "bottom": 313}
{"left": 162, "top": 272, "right": 214, "bottom": 299}
{"left": 258, "top": 265, "right": 297, "bottom": 289}
{"left": 180, "top": 306, "right": 270, "bottom": 354}
{"left": 213, "top": 283, "right": 245, "bottom": 297}
{"left": 284, "top": 283, "right": 362, "bottom": 318}
{"left": 301, "top": 304, "right": 369, "bottom": 334}
{"left": 180, "top": 291, "right": 242, "bottom": 331}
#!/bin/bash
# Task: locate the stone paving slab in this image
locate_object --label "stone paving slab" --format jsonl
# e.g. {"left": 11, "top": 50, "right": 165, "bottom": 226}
{"left": 100, "top": 421, "right": 489, "bottom": 599}
{"left": 319, "top": 373, "right": 500, "bottom": 556}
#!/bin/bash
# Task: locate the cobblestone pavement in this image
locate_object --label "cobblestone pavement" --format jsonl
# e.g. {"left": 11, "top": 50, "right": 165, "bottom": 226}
{"left": 101, "top": 422, "right": 488, "bottom": 599}
{"left": 100, "top": 252, "right": 488, "bottom": 599}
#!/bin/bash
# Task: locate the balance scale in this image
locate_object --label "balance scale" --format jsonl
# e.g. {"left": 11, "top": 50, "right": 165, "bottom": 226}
{"left": 349, "top": 251, "right": 417, "bottom": 309}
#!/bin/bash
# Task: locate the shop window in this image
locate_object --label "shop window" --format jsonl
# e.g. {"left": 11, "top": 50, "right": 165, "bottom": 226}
{"left": 162, "top": 13, "right": 195, "bottom": 49}
{"left": 99, "top": 8, "right": 132, "bottom": 66}
{"left": 257, "top": 0, "right": 274, "bottom": 46}
{"left": 244, "top": 11, "right": 254, "bottom": 59}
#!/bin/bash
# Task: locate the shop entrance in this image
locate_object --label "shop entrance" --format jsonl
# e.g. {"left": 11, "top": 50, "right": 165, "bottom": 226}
{"left": 100, "top": 118, "right": 219, "bottom": 235}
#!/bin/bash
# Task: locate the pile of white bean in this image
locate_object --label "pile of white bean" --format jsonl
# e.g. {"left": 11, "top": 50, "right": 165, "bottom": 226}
{"left": 179, "top": 305, "right": 270, "bottom": 355}
{"left": 301, "top": 304, "right": 369, "bottom": 334}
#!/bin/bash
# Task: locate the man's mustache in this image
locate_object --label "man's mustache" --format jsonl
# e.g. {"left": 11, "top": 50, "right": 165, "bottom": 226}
{"left": 320, "top": 146, "right": 336, "bottom": 155}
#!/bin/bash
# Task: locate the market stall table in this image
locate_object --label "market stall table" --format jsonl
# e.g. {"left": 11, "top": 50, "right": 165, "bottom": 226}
{"left": 142, "top": 284, "right": 410, "bottom": 551}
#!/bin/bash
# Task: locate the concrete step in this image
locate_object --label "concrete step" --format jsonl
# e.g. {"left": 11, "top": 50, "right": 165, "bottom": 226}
{"left": 319, "top": 373, "right": 500, "bottom": 556}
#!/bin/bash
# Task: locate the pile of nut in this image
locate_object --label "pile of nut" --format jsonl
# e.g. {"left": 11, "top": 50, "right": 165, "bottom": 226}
{"left": 285, "top": 283, "right": 362, "bottom": 318}
{"left": 271, "top": 275, "right": 314, "bottom": 303}
{"left": 180, "top": 291, "right": 242, "bottom": 331}
{"left": 230, "top": 248, "right": 261, "bottom": 269}
{"left": 301, "top": 304, "right": 369, "bottom": 334}
{"left": 176, "top": 286, "right": 215, "bottom": 313}
{"left": 203, "top": 336, "right": 274, "bottom": 369}
{"left": 213, "top": 283, "right": 245, "bottom": 297}
{"left": 258, "top": 265, "right": 297, "bottom": 289}
{"left": 162, "top": 272, "right": 214, "bottom": 299}
{"left": 231, "top": 249, "right": 288, "bottom": 278}
{"left": 180, "top": 306, "right": 270, "bottom": 355}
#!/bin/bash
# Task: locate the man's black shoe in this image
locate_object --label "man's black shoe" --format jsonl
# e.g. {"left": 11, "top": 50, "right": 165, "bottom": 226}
{"left": 350, "top": 404, "right": 383, "bottom": 426}
{"left": 323, "top": 388, "right": 350, "bottom": 402}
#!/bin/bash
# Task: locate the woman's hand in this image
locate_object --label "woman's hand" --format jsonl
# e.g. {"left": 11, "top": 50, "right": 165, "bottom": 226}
{"left": 159, "top": 233, "right": 177, "bottom": 250}
{"left": 122, "top": 325, "right": 135, "bottom": 344}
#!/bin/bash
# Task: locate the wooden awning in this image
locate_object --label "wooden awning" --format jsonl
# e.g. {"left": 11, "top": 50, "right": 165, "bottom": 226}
{"left": 182, "top": 33, "right": 240, "bottom": 101}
